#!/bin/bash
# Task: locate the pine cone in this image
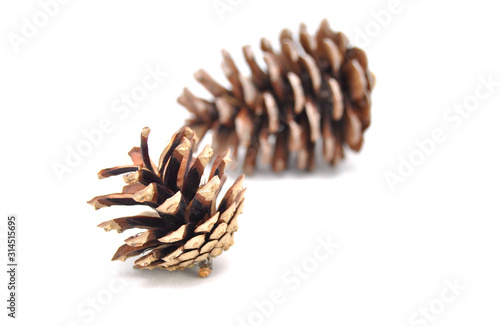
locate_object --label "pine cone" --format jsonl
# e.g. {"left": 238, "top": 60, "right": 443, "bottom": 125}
{"left": 178, "top": 19, "right": 375, "bottom": 174}
{"left": 87, "top": 127, "right": 245, "bottom": 277}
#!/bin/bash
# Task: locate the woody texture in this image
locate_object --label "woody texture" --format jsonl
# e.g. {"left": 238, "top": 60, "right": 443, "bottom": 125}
{"left": 178, "top": 19, "right": 375, "bottom": 174}
{"left": 87, "top": 127, "right": 245, "bottom": 277}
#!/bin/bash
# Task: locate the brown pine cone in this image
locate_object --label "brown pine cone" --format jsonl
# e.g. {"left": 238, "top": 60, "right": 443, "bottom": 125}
{"left": 178, "top": 19, "right": 375, "bottom": 174}
{"left": 87, "top": 127, "right": 245, "bottom": 277}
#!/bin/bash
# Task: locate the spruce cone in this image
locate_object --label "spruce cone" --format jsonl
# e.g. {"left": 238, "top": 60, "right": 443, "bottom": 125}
{"left": 178, "top": 19, "right": 375, "bottom": 174}
{"left": 87, "top": 127, "right": 245, "bottom": 277}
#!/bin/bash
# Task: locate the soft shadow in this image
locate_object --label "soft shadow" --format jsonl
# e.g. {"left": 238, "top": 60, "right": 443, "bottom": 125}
{"left": 226, "top": 155, "right": 358, "bottom": 181}
{"left": 118, "top": 256, "right": 230, "bottom": 289}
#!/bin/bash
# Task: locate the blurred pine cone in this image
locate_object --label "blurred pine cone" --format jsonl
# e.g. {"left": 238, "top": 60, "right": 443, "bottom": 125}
{"left": 87, "top": 127, "right": 245, "bottom": 277}
{"left": 178, "top": 19, "right": 375, "bottom": 174}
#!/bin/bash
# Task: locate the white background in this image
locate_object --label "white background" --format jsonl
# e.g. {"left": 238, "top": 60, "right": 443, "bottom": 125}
{"left": 1, "top": 0, "right": 499, "bottom": 325}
